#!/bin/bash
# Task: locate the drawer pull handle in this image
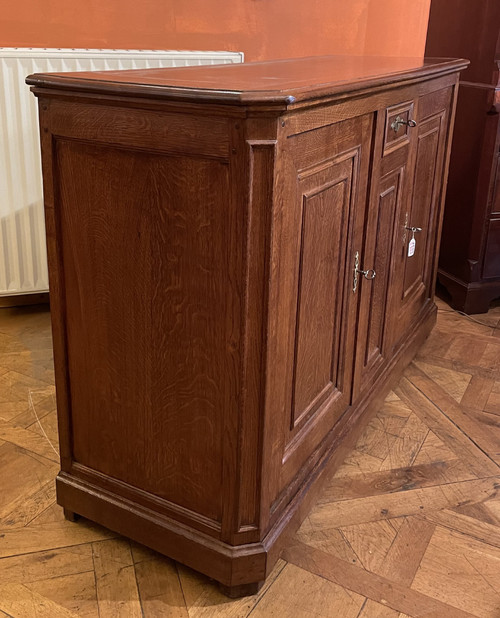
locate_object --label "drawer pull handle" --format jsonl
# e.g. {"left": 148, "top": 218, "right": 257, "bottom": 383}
{"left": 391, "top": 116, "right": 417, "bottom": 132}
{"left": 353, "top": 251, "right": 376, "bottom": 292}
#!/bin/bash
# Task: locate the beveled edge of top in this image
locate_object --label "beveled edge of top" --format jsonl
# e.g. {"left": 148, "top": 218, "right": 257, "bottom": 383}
{"left": 26, "top": 55, "right": 469, "bottom": 108}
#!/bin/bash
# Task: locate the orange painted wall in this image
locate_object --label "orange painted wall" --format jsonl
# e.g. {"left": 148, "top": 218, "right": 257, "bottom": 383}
{"left": 1, "top": 0, "right": 431, "bottom": 62}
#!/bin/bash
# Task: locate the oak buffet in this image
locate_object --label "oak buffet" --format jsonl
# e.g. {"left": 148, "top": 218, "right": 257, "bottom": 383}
{"left": 27, "top": 55, "right": 467, "bottom": 596}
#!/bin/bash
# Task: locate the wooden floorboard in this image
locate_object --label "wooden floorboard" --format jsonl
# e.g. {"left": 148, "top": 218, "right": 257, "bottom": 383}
{"left": 0, "top": 298, "right": 499, "bottom": 617}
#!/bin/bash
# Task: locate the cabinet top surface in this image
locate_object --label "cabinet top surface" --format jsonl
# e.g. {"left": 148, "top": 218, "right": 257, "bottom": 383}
{"left": 27, "top": 55, "right": 468, "bottom": 107}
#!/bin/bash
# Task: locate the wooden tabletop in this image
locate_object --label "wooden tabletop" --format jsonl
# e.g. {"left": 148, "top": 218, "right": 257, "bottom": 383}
{"left": 26, "top": 55, "right": 469, "bottom": 106}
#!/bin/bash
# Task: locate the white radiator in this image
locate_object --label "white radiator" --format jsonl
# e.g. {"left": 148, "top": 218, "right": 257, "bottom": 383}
{"left": 0, "top": 47, "right": 244, "bottom": 296}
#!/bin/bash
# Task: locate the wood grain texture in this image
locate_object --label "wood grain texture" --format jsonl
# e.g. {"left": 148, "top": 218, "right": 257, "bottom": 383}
{"left": 27, "top": 56, "right": 468, "bottom": 107}
{"left": 133, "top": 554, "right": 188, "bottom": 618}
{"left": 395, "top": 376, "right": 500, "bottom": 477}
{"left": 377, "top": 516, "right": 436, "bottom": 585}
{"left": 2, "top": 294, "right": 500, "bottom": 614}
{"left": 291, "top": 159, "right": 353, "bottom": 424}
{"left": 283, "top": 540, "right": 475, "bottom": 618}
{"left": 411, "top": 526, "right": 500, "bottom": 617}
{"left": 57, "top": 141, "right": 237, "bottom": 524}
{"left": 28, "top": 57, "right": 464, "bottom": 592}
{"left": 272, "top": 113, "right": 374, "bottom": 500}
{"left": 389, "top": 94, "right": 450, "bottom": 353}
{"left": 0, "top": 584, "right": 80, "bottom": 617}
{"left": 91, "top": 539, "right": 142, "bottom": 618}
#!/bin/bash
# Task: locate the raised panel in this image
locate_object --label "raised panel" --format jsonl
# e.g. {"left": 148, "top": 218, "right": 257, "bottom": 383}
{"left": 354, "top": 167, "right": 404, "bottom": 394}
{"left": 56, "top": 139, "right": 238, "bottom": 525}
{"left": 291, "top": 163, "right": 352, "bottom": 428}
{"left": 265, "top": 112, "right": 375, "bottom": 505}
{"left": 368, "top": 177, "right": 401, "bottom": 360}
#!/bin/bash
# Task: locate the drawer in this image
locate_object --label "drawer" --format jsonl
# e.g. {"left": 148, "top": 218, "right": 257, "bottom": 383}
{"left": 383, "top": 101, "right": 415, "bottom": 156}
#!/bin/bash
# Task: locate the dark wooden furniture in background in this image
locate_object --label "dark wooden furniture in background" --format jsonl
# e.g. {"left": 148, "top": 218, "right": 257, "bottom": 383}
{"left": 27, "top": 55, "right": 467, "bottom": 596}
{"left": 426, "top": 0, "right": 500, "bottom": 313}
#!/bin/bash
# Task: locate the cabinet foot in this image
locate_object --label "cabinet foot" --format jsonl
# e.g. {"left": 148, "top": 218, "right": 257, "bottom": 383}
{"left": 437, "top": 271, "right": 500, "bottom": 315}
{"left": 218, "top": 581, "right": 264, "bottom": 598}
{"left": 63, "top": 508, "right": 80, "bottom": 522}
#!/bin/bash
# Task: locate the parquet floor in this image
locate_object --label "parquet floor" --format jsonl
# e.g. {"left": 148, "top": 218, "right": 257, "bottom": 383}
{"left": 0, "top": 297, "right": 500, "bottom": 617}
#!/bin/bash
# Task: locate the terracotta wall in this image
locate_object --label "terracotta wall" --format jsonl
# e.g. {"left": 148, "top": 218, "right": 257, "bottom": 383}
{"left": 1, "top": 0, "right": 431, "bottom": 62}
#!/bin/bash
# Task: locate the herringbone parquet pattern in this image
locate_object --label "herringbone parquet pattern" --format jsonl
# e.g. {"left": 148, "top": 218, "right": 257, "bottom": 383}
{"left": 0, "top": 297, "right": 499, "bottom": 617}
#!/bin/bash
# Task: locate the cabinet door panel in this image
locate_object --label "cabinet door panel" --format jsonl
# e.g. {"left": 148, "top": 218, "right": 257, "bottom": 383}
{"left": 292, "top": 158, "right": 353, "bottom": 428}
{"left": 266, "top": 113, "right": 373, "bottom": 501}
{"left": 390, "top": 107, "right": 448, "bottom": 349}
{"left": 353, "top": 166, "right": 405, "bottom": 394}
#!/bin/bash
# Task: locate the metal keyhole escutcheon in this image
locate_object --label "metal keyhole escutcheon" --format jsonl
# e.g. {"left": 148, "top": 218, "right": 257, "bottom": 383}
{"left": 353, "top": 251, "right": 376, "bottom": 292}
{"left": 391, "top": 116, "right": 417, "bottom": 133}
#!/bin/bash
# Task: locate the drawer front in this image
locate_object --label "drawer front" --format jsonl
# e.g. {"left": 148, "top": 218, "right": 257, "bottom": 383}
{"left": 383, "top": 101, "right": 415, "bottom": 156}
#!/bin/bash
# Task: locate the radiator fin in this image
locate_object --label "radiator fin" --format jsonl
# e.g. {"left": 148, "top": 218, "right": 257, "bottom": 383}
{"left": 0, "top": 48, "right": 243, "bottom": 295}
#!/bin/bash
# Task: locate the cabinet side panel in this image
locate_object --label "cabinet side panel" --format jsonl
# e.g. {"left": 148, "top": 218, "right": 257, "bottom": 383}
{"left": 56, "top": 139, "right": 237, "bottom": 524}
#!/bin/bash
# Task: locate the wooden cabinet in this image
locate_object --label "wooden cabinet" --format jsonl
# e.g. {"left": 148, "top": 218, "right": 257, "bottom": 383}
{"left": 27, "top": 56, "right": 466, "bottom": 596}
{"left": 426, "top": 0, "right": 500, "bottom": 313}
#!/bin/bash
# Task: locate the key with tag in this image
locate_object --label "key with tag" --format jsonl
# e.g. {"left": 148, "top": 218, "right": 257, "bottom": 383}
{"left": 408, "top": 231, "right": 416, "bottom": 257}
{"left": 406, "top": 225, "right": 422, "bottom": 258}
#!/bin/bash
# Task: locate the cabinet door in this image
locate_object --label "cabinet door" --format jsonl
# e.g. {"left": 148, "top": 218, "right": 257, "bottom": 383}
{"left": 388, "top": 87, "right": 453, "bottom": 351}
{"left": 266, "top": 114, "right": 373, "bottom": 500}
{"left": 353, "top": 103, "right": 415, "bottom": 395}
{"left": 353, "top": 88, "right": 453, "bottom": 396}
